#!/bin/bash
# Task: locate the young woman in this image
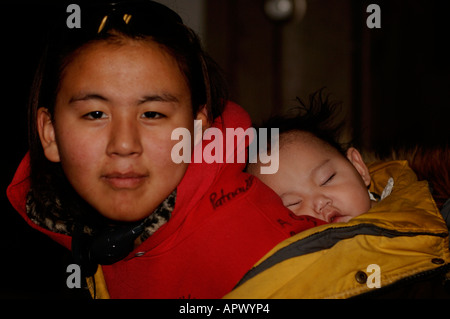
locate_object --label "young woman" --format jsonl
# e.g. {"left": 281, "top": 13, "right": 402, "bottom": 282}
{"left": 7, "top": 1, "right": 321, "bottom": 298}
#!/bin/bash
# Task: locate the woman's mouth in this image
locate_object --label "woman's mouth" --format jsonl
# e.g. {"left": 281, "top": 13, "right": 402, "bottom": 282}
{"left": 101, "top": 172, "right": 149, "bottom": 189}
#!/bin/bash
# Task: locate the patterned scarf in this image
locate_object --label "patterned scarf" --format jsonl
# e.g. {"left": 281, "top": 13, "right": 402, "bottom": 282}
{"left": 26, "top": 187, "right": 176, "bottom": 244}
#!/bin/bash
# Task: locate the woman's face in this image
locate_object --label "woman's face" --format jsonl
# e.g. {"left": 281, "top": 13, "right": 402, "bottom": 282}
{"left": 38, "top": 39, "right": 206, "bottom": 222}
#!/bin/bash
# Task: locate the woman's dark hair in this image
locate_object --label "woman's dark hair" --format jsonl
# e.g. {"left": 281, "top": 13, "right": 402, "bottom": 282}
{"left": 27, "top": 0, "right": 228, "bottom": 231}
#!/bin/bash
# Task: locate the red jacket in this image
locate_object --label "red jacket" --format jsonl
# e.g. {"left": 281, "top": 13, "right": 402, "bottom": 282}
{"left": 7, "top": 102, "right": 323, "bottom": 299}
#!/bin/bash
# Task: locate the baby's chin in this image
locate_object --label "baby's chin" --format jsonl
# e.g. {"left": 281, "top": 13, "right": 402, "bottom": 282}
{"left": 333, "top": 210, "right": 371, "bottom": 223}
{"left": 332, "top": 215, "right": 353, "bottom": 223}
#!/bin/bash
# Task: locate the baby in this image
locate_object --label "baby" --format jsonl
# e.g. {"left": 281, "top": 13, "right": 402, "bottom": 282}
{"left": 248, "top": 91, "right": 383, "bottom": 224}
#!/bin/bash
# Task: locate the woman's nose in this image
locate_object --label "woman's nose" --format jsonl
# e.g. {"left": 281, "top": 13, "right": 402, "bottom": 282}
{"left": 106, "top": 117, "right": 143, "bottom": 157}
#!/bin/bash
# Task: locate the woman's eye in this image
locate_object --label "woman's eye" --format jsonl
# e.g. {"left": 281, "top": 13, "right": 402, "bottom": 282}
{"left": 142, "top": 111, "right": 165, "bottom": 119}
{"left": 84, "top": 111, "right": 107, "bottom": 120}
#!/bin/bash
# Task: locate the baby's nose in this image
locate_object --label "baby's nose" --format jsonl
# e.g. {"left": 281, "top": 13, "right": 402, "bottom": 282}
{"left": 313, "top": 195, "right": 332, "bottom": 216}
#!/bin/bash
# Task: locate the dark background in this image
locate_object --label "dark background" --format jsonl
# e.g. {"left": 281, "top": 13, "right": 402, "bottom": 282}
{"left": 1, "top": 0, "right": 449, "bottom": 298}
{"left": 205, "top": 0, "right": 450, "bottom": 152}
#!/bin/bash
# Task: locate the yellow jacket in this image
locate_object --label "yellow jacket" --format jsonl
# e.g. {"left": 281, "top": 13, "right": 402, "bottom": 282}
{"left": 224, "top": 161, "right": 450, "bottom": 299}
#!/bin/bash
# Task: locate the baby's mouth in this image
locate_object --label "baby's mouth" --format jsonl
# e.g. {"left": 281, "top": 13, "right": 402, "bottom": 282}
{"left": 324, "top": 210, "right": 344, "bottom": 223}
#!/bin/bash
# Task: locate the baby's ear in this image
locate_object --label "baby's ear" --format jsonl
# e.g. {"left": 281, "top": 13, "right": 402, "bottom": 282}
{"left": 37, "top": 108, "right": 61, "bottom": 163}
{"left": 346, "top": 147, "right": 371, "bottom": 186}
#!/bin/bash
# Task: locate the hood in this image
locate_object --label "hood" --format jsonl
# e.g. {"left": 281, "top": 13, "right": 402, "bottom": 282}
{"left": 6, "top": 101, "right": 253, "bottom": 251}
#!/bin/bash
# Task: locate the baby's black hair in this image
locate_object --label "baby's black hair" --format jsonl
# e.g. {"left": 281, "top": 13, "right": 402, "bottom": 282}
{"left": 261, "top": 89, "right": 348, "bottom": 156}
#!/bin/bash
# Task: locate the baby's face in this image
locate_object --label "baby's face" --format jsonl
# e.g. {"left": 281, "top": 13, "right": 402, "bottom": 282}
{"left": 249, "top": 132, "right": 373, "bottom": 223}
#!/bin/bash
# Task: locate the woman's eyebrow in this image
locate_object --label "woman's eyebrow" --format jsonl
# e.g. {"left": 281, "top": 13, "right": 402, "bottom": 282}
{"left": 138, "top": 93, "right": 180, "bottom": 104}
{"left": 69, "top": 93, "right": 108, "bottom": 104}
{"left": 68, "top": 92, "right": 180, "bottom": 105}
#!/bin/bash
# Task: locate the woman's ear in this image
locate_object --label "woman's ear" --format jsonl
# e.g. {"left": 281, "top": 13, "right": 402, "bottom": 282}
{"left": 37, "top": 108, "right": 61, "bottom": 163}
{"left": 346, "top": 147, "right": 371, "bottom": 186}
{"left": 195, "top": 105, "right": 210, "bottom": 132}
